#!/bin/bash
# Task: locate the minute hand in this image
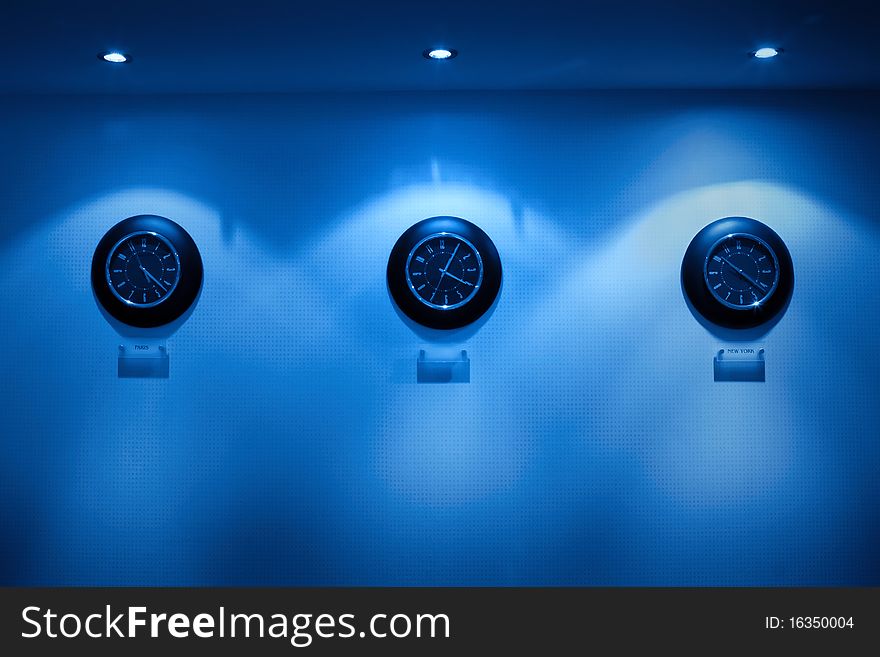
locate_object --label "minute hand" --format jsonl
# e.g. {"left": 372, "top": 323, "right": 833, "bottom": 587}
{"left": 434, "top": 243, "right": 459, "bottom": 289}
{"left": 719, "top": 255, "right": 765, "bottom": 291}
{"left": 439, "top": 270, "right": 474, "bottom": 286}
{"left": 140, "top": 266, "right": 168, "bottom": 292}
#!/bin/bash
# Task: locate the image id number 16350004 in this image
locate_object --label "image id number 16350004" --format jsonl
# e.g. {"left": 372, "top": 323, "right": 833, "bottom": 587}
{"left": 765, "top": 616, "right": 854, "bottom": 630}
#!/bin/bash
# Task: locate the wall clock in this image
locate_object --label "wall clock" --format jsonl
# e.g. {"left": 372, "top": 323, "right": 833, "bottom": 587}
{"left": 92, "top": 215, "right": 203, "bottom": 328}
{"left": 682, "top": 217, "right": 793, "bottom": 329}
{"left": 387, "top": 216, "right": 502, "bottom": 330}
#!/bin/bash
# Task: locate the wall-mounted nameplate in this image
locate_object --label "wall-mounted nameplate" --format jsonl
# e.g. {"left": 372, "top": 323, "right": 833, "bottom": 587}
{"left": 714, "top": 348, "right": 764, "bottom": 382}
{"left": 118, "top": 342, "right": 169, "bottom": 379}
{"left": 417, "top": 349, "right": 470, "bottom": 383}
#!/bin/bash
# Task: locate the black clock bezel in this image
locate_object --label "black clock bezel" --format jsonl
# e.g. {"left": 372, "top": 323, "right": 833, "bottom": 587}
{"left": 387, "top": 216, "right": 502, "bottom": 330}
{"left": 92, "top": 215, "right": 203, "bottom": 328}
{"left": 682, "top": 216, "right": 793, "bottom": 329}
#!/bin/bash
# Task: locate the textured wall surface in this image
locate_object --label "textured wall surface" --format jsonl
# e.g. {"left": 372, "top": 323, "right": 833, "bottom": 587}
{"left": 0, "top": 91, "right": 878, "bottom": 585}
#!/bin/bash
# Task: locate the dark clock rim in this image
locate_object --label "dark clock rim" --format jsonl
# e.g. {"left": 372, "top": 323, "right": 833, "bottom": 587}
{"left": 404, "top": 231, "right": 485, "bottom": 311}
{"left": 105, "top": 230, "right": 182, "bottom": 309}
{"left": 702, "top": 232, "right": 781, "bottom": 310}
{"left": 682, "top": 216, "right": 794, "bottom": 329}
{"left": 92, "top": 215, "right": 203, "bottom": 329}
{"left": 388, "top": 216, "right": 502, "bottom": 330}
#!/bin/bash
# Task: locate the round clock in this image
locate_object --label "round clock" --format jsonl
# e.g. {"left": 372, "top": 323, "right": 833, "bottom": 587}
{"left": 387, "top": 216, "right": 502, "bottom": 330}
{"left": 682, "top": 217, "right": 793, "bottom": 329}
{"left": 92, "top": 215, "right": 203, "bottom": 328}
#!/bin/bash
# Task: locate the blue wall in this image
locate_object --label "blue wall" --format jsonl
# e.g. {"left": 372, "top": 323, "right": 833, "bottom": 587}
{"left": 1, "top": 91, "right": 878, "bottom": 585}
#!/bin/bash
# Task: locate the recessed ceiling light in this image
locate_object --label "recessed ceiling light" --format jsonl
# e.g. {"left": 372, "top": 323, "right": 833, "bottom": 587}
{"left": 423, "top": 48, "right": 457, "bottom": 60}
{"left": 98, "top": 51, "right": 130, "bottom": 64}
{"left": 752, "top": 47, "right": 781, "bottom": 59}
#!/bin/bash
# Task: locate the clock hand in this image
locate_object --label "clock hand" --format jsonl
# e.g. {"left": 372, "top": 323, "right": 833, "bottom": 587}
{"left": 132, "top": 248, "right": 168, "bottom": 292}
{"left": 719, "top": 255, "right": 767, "bottom": 293}
{"left": 132, "top": 251, "right": 153, "bottom": 286}
{"left": 140, "top": 266, "right": 168, "bottom": 292}
{"left": 444, "top": 243, "right": 460, "bottom": 272}
{"left": 439, "top": 270, "right": 474, "bottom": 286}
{"left": 431, "top": 243, "right": 460, "bottom": 302}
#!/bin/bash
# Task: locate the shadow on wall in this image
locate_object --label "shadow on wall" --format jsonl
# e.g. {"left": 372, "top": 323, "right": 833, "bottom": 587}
{"left": 1, "top": 94, "right": 879, "bottom": 584}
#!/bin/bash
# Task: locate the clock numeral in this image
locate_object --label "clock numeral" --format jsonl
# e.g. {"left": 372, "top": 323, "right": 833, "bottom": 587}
{"left": 415, "top": 256, "right": 425, "bottom": 264}
{"left": 466, "top": 268, "right": 476, "bottom": 272}
{"left": 758, "top": 255, "right": 766, "bottom": 261}
{"left": 463, "top": 253, "right": 471, "bottom": 260}
{"left": 411, "top": 271, "right": 421, "bottom": 276}
{"left": 425, "top": 245, "right": 434, "bottom": 255}
{"left": 117, "top": 253, "right": 127, "bottom": 260}
{"left": 142, "top": 238, "right": 147, "bottom": 249}
{"left": 417, "top": 284, "right": 426, "bottom": 291}
{"left": 713, "top": 283, "right": 722, "bottom": 289}
{"left": 166, "top": 268, "right": 176, "bottom": 272}
{"left": 439, "top": 239, "right": 445, "bottom": 250}
{"left": 712, "top": 255, "right": 721, "bottom": 263}
{"left": 736, "top": 240, "right": 741, "bottom": 250}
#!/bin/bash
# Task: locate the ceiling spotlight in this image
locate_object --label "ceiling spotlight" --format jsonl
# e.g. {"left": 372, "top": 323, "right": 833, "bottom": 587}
{"left": 98, "top": 51, "right": 130, "bottom": 63}
{"left": 423, "top": 48, "right": 458, "bottom": 60}
{"left": 752, "top": 47, "right": 781, "bottom": 59}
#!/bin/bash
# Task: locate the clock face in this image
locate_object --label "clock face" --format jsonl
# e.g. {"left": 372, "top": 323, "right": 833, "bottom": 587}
{"left": 105, "top": 231, "right": 181, "bottom": 307}
{"left": 704, "top": 233, "right": 779, "bottom": 309}
{"left": 405, "top": 233, "right": 483, "bottom": 309}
